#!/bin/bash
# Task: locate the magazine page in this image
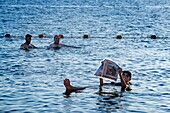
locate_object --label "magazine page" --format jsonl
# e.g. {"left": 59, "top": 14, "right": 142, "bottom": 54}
{"left": 95, "top": 59, "right": 120, "bottom": 81}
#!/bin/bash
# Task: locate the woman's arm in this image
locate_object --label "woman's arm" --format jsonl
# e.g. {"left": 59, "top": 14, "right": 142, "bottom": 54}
{"left": 118, "top": 68, "right": 127, "bottom": 90}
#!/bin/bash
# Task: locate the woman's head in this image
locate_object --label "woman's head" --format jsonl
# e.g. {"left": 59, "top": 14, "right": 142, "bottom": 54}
{"left": 54, "top": 35, "right": 60, "bottom": 44}
{"left": 122, "top": 71, "right": 132, "bottom": 83}
{"left": 25, "top": 34, "right": 32, "bottom": 44}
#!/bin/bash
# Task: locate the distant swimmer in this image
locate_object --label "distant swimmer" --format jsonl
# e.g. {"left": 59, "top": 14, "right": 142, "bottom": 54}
{"left": 48, "top": 35, "right": 67, "bottom": 48}
{"left": 48, "top": 35, "right": 80, "bottom": 49}
{"left": 20, "top": 34, "right": 38, "bottom": 50}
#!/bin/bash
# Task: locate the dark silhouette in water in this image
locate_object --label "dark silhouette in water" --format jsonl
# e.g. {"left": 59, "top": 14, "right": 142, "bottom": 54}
{"left": 116, "top": 35, "right": 123, "bottom": 39}
{"left": 83, "top": 34, "right": 89, "bottom": 38}
{"left": 5, "top": 34, "right": 11, "bottom": 37}
{"left": 151, "top": 35, "right": 157, "bottom": 39}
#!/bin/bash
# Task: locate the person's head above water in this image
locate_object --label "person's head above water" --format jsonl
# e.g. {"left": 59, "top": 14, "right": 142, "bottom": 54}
{"left": 54, "top": 35, "right": 61, "bottom": 44}
{"left": 122, "top": 71, "right": 132, "bottom": 84}
{"left": 64, "top": 78, "right": 71, "bottom": 87}
{"left": 25, "top": 34, "right": 32, "bottom": 44}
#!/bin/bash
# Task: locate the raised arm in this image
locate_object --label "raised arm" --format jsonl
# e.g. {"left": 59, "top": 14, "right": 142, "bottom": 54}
{"left": 118, "top": 68, "right": 127, "bottom": 90}
{"left": 99, "top": 73, "right": 104, "bottom": 86}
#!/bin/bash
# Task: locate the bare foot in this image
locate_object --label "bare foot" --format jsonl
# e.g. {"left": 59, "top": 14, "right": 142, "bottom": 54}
{"left": 63, "top": 78, "right": 88, "bottom": 96}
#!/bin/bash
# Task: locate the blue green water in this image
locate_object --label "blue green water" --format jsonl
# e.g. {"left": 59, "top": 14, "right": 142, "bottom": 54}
{"left": 0, "top": 0, "right": 170, "bottom": 112}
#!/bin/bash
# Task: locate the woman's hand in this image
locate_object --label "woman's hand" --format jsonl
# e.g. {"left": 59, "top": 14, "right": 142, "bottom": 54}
{"left": 118, "top": 68, "right": 122, "bottom": 74}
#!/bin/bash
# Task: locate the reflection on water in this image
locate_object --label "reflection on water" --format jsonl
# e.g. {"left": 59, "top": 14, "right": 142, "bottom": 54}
{"left": 96, "top": 87, "right": 121, "bottom": 112}
{"left": 97, "top": 95, "right": 123, "bottom": 112}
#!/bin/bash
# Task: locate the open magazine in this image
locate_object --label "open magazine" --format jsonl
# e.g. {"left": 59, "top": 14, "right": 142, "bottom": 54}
{"left": 95, "top": 59, "right": 120, "bottom": 82}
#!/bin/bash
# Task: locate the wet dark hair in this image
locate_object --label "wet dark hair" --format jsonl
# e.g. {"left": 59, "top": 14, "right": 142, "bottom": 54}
{"left": 122, "top": 71, "right": 132, "bottom": 80}
{"left": 25, "top": 34, "right": 32, "bottom": 38}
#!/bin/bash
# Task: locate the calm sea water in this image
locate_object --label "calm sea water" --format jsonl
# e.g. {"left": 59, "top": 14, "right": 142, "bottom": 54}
{"left": 0, "top": 0, "right": 170, "bottom": 113}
